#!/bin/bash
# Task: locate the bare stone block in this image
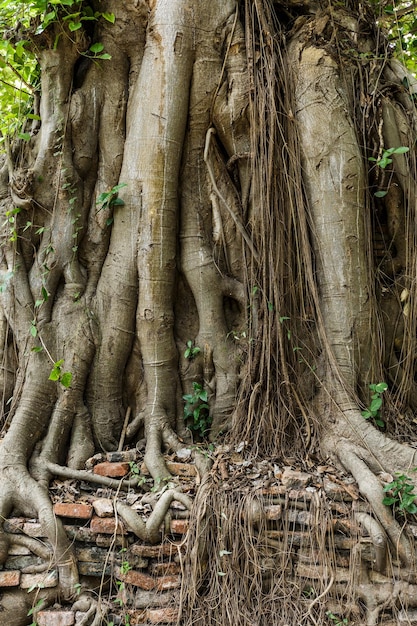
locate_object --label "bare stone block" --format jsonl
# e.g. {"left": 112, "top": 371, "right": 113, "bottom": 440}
{"left": 148, "top": 608, "right": 179, "bottom": 623}
{"left": 21, "top": 570, "right": 58, "bottom": 589}
{"left": 37, "top": 610, "right": 75, "bottom": 626}
{"left": 92, "top": 498, "right": 114, "bottom": 517}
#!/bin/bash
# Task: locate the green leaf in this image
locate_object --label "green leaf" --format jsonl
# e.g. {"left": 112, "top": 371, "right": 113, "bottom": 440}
{"left": 30, "top": 324, "right": 37, "bottom": 337}
{"left": 361, "top": 410, "right": 372, "bottom": 419}
{"left": 370, "top": 397, "right": 382, "bottom": 413}
{"left": 90, "top": 42, "right": 104, "bottom": 54}
{"left": 18, "top": 132, "right": 31, "bottom": 141}
{"left": 374, "top": 190, "right": 388, "bottom": 198}
{"left": 111, "top": 197, "right": 125, "bottom": 207}
{"left": 60, "top": 372, "right": 72, "bottom": 388}
{"left": 48, "top": 368, "right": 60, "bottom": 382}
{"left": 374, "top": 382, "right": 388, "bottom": 393}
{"left": 382, "top": 496, "right": 397, "bottom": 506}
{"left": 391, "top": 146, "right": 409, "bottom": 154}
{"left": 68, "top": 21, "right": 82, "bottom": 31}
{"left": 96, "top": 53, "right": 112, "bottom": 60}
{"left": 102, "top": 12, "right": 115, "bottom": 23}
{"left": 31, "top": 346, "right": 43, "bottom": 353}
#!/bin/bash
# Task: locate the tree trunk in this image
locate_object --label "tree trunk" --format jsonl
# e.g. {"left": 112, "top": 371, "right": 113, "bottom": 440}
{"left": 1, "top": 0, "right": 417, "bottom": 623}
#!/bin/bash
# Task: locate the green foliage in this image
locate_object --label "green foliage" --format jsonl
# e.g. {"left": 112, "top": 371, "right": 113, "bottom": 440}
{"left": 183, "top": 382, "right": 211, "bottom": 438}
{"left": 96, "top": 183, "right": 127, "bottom": 225}
{"left": 361, "top": 382, "right": 388, "bottom": 428}
{"left": 48, "top": 359, "right": 72, "bottom": 388}
{"left": 2, "top": 207, "right": 21, "bottom": 242}
{"left": 382, "top": 471, "right": 417, "bottom": 515}
{"left": 0, "top": 0, "right": 115, "bottom": 149}
{"left": 184, "top": 340, "right": 201, "bottom": 360}
{"left": 326, "top": 611, "right": 349, "bottom": 626}
{"left": 27, "top": 598, "right": 44, "bottom": 626}
{"left": 368, "top": 145, "right": 409, "bottom": 169}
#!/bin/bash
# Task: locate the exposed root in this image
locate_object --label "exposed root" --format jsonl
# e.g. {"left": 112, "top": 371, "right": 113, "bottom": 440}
{"left": 116, "top": 489, "right": 192, "bottom": 544}
{"left": 337, "top": 444, "right": 414, "bottom": 567}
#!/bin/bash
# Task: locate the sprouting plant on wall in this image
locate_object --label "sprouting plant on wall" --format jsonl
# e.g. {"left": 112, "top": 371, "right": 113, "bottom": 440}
{"left": 183, "top": 382, "right": 211, "bottom": 437}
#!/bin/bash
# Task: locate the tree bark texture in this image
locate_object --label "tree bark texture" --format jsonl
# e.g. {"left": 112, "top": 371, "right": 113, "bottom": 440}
{"left": 1, "top": 0, "right": 417, "bottom": 622}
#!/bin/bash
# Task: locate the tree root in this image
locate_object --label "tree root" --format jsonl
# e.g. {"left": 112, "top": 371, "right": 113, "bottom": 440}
{"left": 336, "top": 442, "right": 414, "bottom": 566}
{"left": 116, "top": 489, "right": 193, "bottom": 544}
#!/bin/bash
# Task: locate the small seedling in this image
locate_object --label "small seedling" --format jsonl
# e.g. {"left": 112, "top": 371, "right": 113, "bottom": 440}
{"left": 361, "top": 382, "right": 388, "bottom": 428}
{"left": 183, "top": 382, "right": 211, "bottom": 437}
{"left": 96, "top": 183, "right": 127, "bottom": 222}
{"left": 382, "top": 471, "right": 417, "bottom": 515}
{"left": 326, "top": 611, "right": 349, "bottom": 626}
{"left": 368, "top": 145, "right": 409, "bottom": 169}
{"left": 184, "top": 340, "right": 200, "bottom": 360}
{"left": 49, "top": 359, "right": 72, "bottom": 388}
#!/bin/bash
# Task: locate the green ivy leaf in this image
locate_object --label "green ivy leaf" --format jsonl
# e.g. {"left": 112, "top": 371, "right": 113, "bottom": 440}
{"left": 68, "top": 21, "right": 82, "bottom": 31}
{"left": 60, "top": 372, "right": 72, "bottom": 388}
{"left": 48, "top": 368, "right": 60, "bottom": 382}
{"left": 102, "top": 12, "right": 115, "bottom": 23}
{"left": 90, "top": 42, "right": 104, "bottom": 54}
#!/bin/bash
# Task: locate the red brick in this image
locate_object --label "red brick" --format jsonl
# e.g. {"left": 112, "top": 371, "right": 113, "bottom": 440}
{"left": 37, "top": 610, "right": 75, "bottom": 626}
{"left": 0, "top": 570, "right": 20, "bottom": 587}
{"left": 93, "top": 462, "right": 130, "bottom": 477}
{"left": 90, "top": 516, "right": 126, "bottom": 535}
{"left": 54, "top": 502, "right": 93, "bottom": 519}
{"left": 147, "top": 608, "right": 179, "bottom": 623}
{"left": 156, "top": 575, "right": 181, "bottom": 591}
{"left": 150, "top": 562, "right": 181, "bottom": 576}
{"left": 130, "top": 542, "right": 184, "bottom": 558}
{"left": 170, "top": 519, "right": 189, "bottom": 535}
{"left": 118, "top": 568, "right": 156, "bottom": 590}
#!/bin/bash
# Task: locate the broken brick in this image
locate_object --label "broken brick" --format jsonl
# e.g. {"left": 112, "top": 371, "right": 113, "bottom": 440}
{"left": 118, "top": 568, "right": 156, "bottom": 590}
{"left": 21, "top": 571, "right": 58, "bottom": 589}
{"left": 170, "top": 519, "right": 189, "bottom": 535}
{"left": 92, "top": 498, "right": 114, "bottom": 517}
{"left": 90, "top": 516, "right": 126, "bottom": 535}
{"left": 54, "top": 503, "right": 93, "bottom": 520}
{"left": 0, "top": 570, "right": 20, "bottom": 587}
{"left": 37, "top": 610, "right": 75, "bottom": 626}
{"left": 155, "top": 575, "right": 181, "bottom": 591}
{"left": 93, "top": 462, "right": 130, "bottom": 477}
{"left": 147, "top": 608, "right": 179, "bottom": 623}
